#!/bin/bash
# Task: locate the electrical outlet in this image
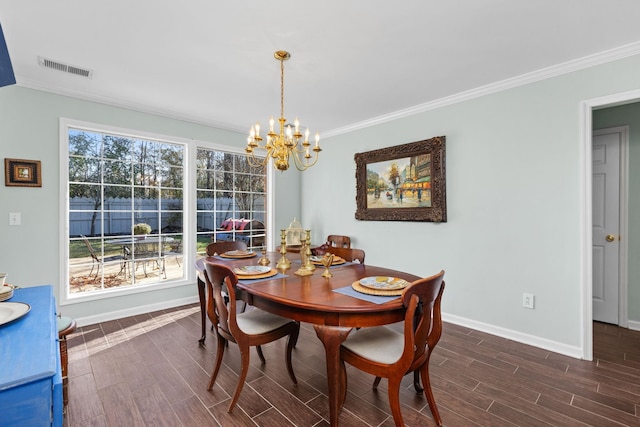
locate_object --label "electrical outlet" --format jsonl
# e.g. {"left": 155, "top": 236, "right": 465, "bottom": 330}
{"left": 9, "top": 212, "right": 21, "bottom": 226}
{"left": 523, "top": 293, "right": 535, "bottom": 309}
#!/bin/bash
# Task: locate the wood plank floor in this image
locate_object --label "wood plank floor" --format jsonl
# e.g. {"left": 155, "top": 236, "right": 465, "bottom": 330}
{"left": 63, "top": 304, "right": 640, "bottom": 426}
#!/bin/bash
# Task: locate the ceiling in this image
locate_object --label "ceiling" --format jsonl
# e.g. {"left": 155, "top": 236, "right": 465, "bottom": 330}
{"left": 2, "top": 1, "right": 640, "bottom": 137}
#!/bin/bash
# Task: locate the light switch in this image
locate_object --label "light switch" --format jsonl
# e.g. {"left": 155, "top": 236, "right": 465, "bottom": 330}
{"left": 9, "top": 212, "right": 21, "bottom": 226}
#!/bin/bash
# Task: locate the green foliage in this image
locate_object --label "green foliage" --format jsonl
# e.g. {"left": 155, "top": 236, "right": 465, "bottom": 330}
{"left": 133, "top": 223, "right": 152, "bottom": 235}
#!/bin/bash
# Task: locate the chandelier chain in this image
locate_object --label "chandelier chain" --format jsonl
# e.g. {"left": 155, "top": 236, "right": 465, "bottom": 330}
{"left": 280, "top": 56, "right": 285, "bottom": 120}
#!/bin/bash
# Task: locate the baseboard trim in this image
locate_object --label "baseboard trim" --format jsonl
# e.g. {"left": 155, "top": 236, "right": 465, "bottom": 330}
{"left": 627, "top": 320, "right": 640, "bottom": 331}
{"left": 75, "top": 299, "right": 594, "bottom": 359}
{"left": 443, "top": 313, "right": 584, "bottom": 359}
{"left": 75, "top": 295, "right": 200, "bottom": 327}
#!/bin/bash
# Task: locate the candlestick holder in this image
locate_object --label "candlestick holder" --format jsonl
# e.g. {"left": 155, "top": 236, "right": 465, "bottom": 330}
{"left": 294, "top": 235, "right": 314, "bottom": 276}
{"left": 258, "top": 247, "right": 270, "bottom": 266}
{"left": 276, "top": 229, "right": 291, "bottom": 270}
{"left": 302, "top": 230, "right": 315, "bottom": 271}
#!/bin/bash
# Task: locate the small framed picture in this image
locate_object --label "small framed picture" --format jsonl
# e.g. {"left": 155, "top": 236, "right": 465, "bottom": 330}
{"left": 4, "top": 158, "right": 42, "bottom": 187}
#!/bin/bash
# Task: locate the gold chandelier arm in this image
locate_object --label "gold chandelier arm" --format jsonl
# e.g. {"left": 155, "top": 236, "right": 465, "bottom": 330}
{"left": 290, "top": 147, "right": 321, "bottom": 171}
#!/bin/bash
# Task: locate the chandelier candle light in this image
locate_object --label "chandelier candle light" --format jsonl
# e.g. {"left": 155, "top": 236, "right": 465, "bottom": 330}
{"left": 246, "top": 51, "right": 321, "bottom": 172}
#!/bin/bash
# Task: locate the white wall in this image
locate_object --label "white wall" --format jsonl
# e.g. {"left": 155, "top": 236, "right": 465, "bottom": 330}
{"left": 3, "top": 53, "right": 640, "bottom": 357}
{"left": 302, "top": 54, "right": 640, "bottom": 358}
{"left": 0, "top": 85, "right": 300, "bottom": 323}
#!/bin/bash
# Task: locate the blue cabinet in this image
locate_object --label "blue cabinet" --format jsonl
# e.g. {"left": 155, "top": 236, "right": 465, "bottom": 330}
{"left": 0, "top": 285, "right": 63, "bottom": 426}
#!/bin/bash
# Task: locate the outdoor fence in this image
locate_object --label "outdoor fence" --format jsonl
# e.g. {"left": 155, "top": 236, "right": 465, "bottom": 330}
{"left": 69, "top": 197, "right": 265, "bottom": 237}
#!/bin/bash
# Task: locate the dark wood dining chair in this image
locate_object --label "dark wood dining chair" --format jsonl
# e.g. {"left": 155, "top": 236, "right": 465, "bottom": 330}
{"left": 205, "top": 240, "right": 250, "bottom": 310}
{"left": 325, "top": 246, "right": 365, "bottom": 264}
{"left": 203, "top": 261, "right": 300, "bottom": 412}
{"left": 339, "top": 270, "right": 445, "bottom": 426}
{"left": 206, "top": 240, "right": 247, "bottom": 256}
{"left": 327, "top": 234, "right": 351, "bottom": 248}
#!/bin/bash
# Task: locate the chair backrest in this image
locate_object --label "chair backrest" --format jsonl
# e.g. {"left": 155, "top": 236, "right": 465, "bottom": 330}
{"left": 81, "top": 236, "right": 100, "bottom": 262}
{"left": 203, "top": 261, "right": 240, "bottom": 339}
{"left": 399, "top": 270, "right": 445, "bottom": 370}
{"left": 325, "top": 246, "right": 365, "bottom": 264}
{"left": 326, "top": 235, "right": 351, "bottom": 248}
{"left": 206, "top": 240, "right": 247, "bottom": 256}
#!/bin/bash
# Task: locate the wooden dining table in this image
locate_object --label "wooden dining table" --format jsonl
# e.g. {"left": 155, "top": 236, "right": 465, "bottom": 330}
{"left": 195, "top": 251, "right": 420, "bottom": 426}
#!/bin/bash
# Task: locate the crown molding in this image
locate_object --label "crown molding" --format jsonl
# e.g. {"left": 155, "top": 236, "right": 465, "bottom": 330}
{"left": 323, "top": 40, "right": 640, "bottom": 138}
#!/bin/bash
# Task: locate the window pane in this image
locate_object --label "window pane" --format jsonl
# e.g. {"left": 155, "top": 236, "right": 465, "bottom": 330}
{"left": 161, "top": 212, "right": 183, "bottom": 233}
{"left": 162, "top": 165, "right": 183, "bottom": 188}
{"left": 67, "top": 126, "right": 186, "bottom": 297}
{"left": 69, "top": 183, "right": 101, "bottom": 202}
{"left": 161, "top": 189, "right": 183, "bottom": 210}
{"left": 103, "top": 135, "right": 133, "bottom": 160}
{"left": 69, "top": 157, "right": 101, "bottom": 183}
{"left": 161, "top": 144, "right": 183, "bottom": 166}
{"left": 104, "top": 184, "right": 130, "bottom": 199}
{"left": 134, "top": 187, "right": 159, "bottom": 210}
{"left": 133, "top": 162, "right": 158, "bottom": 186}
{"left": 103, "top": 159, "right": 131, "bottom": 185}
{"left": 69, "top": 211, "right": 103, "bottom": 237}
{"left": 69, "top": 130, "right": 101, "bottom": 157}
{"left": 196, "top": 147, "right": 267, "bottom": 252}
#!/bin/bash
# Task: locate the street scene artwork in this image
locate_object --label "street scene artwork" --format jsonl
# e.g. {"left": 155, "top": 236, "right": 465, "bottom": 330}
{"left": 355, "top": 136, "right": 446, "bottom": 222}
{"left": 366, "top": 154, "right": 431, "bottom": 209}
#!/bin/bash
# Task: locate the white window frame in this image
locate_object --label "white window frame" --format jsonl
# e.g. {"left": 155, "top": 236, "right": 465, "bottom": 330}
{"left": 59, "top": 118, "right": 272, "bottom": 306}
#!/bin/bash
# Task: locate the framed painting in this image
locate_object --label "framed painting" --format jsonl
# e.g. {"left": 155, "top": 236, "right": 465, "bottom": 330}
{"left": 4, "top": 158, "right": 42, "bottom": 187}
{"left": 355, "top": 136, "right": 446, "bottom": 222}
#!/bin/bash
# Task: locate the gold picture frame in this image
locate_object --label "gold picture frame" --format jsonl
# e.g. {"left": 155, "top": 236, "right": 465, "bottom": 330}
{"left": 355, "top": 136, "right": 446, "bottom": 222}
{"left": 4, "top": 158, "right": 42, "bottom": 187}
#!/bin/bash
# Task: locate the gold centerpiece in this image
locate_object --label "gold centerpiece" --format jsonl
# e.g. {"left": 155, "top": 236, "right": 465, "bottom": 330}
{"left": 321, "top": 252, "right": 334, "bottom": 278}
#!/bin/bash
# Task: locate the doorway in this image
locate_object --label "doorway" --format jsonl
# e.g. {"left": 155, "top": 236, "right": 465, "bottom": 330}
{"left": 592, "top": 126, "right": 628, "bottom": 325}
{"left": 582, "top": 92, "right": 639, "bottom": 360}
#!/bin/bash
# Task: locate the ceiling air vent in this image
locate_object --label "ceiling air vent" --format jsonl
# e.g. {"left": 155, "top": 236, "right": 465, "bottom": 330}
{"left": 38, "top": 56, "right": 93, "bottom": 78}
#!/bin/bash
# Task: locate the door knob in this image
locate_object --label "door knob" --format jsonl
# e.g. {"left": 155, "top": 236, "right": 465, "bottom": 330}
{"left": 606, "top": 234, "right": 616, "bottom": 242}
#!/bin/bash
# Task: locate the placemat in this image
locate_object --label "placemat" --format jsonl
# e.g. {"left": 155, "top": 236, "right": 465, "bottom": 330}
{"left": 233, "top": 268, "right": 278, "bottom": 280}
{"left": 352, "top": 280, "right": 404, "bottom": 296}
{"left": 238, "top": 273, "right": 288, "bottom": 284}
{"left": 333, "top": 285, "right": 400, "bottom": 304}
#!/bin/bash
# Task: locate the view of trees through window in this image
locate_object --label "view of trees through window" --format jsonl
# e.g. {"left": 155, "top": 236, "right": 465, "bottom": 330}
{"left": 63, "top": 122, "right": 268, "bottom": 300}
{"left": 67, "top": 127, "right": 185, "bottom": 295}
{"left": 196, "top": 148, "right": 266, "bottom": 255}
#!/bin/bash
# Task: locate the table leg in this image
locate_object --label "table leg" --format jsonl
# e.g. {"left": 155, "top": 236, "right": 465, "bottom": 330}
{"left": 197, "top": 276, "right": 206, "bottom": 344}
{"left": 314, "top": 325, "right": 353, "bottom": 426}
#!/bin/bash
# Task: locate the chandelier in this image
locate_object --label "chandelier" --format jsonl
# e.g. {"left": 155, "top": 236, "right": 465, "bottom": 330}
{"left": 245, "top": 51, "right": 321, "bottom": 171}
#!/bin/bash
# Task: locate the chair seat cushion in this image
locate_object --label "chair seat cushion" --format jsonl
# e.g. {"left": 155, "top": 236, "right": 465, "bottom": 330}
{"left": 342, "top": 326, "right": 404, "bottom": 365}
{"left": 57, "top": 316, "right": 77, "bottom": 336}
{"left": 237, "top": 308, "right": 293, "bottom": 335}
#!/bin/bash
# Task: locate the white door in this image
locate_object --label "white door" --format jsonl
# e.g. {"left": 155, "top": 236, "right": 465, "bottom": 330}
{"left": 592, "top": 128, "right": 621, "bottom": 324}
